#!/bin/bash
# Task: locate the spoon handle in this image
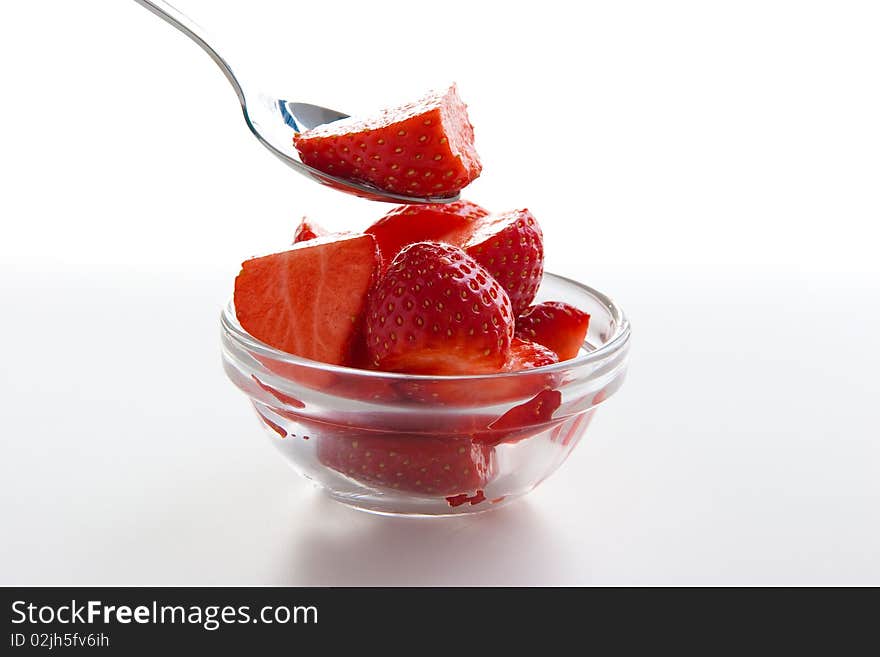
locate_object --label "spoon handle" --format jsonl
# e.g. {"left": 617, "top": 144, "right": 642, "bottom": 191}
{"left": 132, "top": 0, "right": 246, "bottom": 106}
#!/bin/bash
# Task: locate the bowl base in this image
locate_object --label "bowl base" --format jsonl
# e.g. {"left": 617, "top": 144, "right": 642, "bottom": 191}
{"left": 324, "top": 488, "right": 522, "bottom": 517}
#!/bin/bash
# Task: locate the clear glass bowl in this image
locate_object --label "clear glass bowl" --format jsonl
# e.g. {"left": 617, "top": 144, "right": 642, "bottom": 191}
{"left": 221, "top": 272, "right": 631, "bottom": 516}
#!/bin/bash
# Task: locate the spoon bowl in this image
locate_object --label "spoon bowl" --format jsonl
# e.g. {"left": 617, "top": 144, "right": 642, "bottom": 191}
{"left": 133, "top": 0, "right": 459, "bottom": 204}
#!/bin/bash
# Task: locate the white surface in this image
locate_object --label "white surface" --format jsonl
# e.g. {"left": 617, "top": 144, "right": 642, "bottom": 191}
{"left": 1, "top": 1, "right": 879, "bottom": 585}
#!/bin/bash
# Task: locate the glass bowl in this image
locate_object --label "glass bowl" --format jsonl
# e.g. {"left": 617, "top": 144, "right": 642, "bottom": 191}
{"left": 221, "top": 272, "right": 631, "bottom": 516}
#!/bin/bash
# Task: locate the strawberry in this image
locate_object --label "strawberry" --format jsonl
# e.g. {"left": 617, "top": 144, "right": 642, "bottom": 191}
{"left": 292, "top": 217, "right": 329, "bottom": 244}
{"left": 392, "top": 339, "right": 556, "bottom": 413}
{"left": 365, "top": 204, "right": 543, "bottom": 315}
{"left": 317, "top": 432, "right": 494, "bottom": 496}
{"left": 234, "top": 233, "right": 380, "bottom": 365}
{"left": 365, "top": 242, "right": 514, "bottom": 375}
{"left": 365, "top": 200, "right": 489, "bottom": 269}
{"left": 293, "top": 85, "right": 481, "bottom": 198}
{"left": 462, "top": 209, "right": 544, "bottom": 315}
{"left": 505, "top": 337, "right": 558, "bottom": 371}
{"left": 467, "top": 342, "right": 561, "bottom": 446}
{"left": 515, "top": 301, "right": 591, "bottom": 361}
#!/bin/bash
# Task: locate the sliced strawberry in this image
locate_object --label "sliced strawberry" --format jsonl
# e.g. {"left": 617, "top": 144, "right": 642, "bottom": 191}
{"left": 317, "top": 432, "right": 494, "bottom": 497}
{"left": 365, "top": 200, "right": 489, "bottom": 268}
{"left": 292, "top": 217, "right": 329, "bottom": 244}
{"left": 470, "top": 388, "right": 564, "bottom": 447}
{"left": 466, "top": 342, "right": 561, "bottom": 446}
{"left": 504, "top": 337, "right": 559, "bottom": 371}
{"left": 293, "top": 85, "right": 481, "bottom": 198}
{"left": 365, "top": 204, "right": 543, "bottom": 314}
{"left": 462, "top": 209, "right": 544, "bottom": 315}
{"left": 515, "top": 301, "right": 591, "bottom": 361}
{"left": 394, "top": 339, "right": 556, "bottom": 415}
{"left": 365, "top": 242, "right": 514, "bottom": 375}
{"left": 234, "top": 233, "right": 380, "bottom": 366}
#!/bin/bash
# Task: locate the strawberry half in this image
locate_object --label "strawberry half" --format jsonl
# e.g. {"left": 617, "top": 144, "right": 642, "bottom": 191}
{"left": 292, "top": 217, "right": 329, "bottom": 244}
{"left": 293, "top": 85, "right": 481, "bottom": 198}
{"left": 365, "top": 200, "right": 489, "bottom": 269}
{"left": 515, "top": 301, "right": 591, "bottom": 361}
{"left": 364, "top": 204, "right": 543, "bottom": 315}
{"left": 317, "top": 432, "right": 494, "bottom": 497}
{"left": 234, "top": 233, "right": 380, "bottom": 365}
{"left": 462, "top": 209, "right": 544, "bottom": 316}
{"left": 393, "top": 337, "right": 556, "bottom": 409}
{"left": 365, "top": 242, "right": 514, "bottom": 375}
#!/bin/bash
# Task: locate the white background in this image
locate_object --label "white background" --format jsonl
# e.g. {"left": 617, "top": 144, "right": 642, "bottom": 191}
{"left": 0, "top": 1, "right": 878, "bottom": 585}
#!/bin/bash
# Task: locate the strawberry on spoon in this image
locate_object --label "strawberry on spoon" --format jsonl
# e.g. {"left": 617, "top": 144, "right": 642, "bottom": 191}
{"left": 294, "top": 85, "right": 481, "bottom": 199}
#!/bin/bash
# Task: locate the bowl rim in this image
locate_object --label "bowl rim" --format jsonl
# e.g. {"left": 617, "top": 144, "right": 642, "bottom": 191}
{"left": 221, "top": 271, "right": 630, "bottom": 381}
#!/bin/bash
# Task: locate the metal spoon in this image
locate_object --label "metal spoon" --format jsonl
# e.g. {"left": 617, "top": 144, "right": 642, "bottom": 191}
{"left": 132, "top": 0, "right": 458, "bottom": 204}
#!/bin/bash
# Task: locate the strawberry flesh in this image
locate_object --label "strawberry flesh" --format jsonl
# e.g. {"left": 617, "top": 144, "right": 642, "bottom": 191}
{"left": 293, "top": 85, "right": 481, "bottom": 198}
{"left": 365, "top": 200, "right": 489, "bottom": 269}
{"left": 365, "top": 242, "right": 514, "bottom": 375}
{"left": 234, "top": 233, "right": 380, "bottom": 365}
{"left": 317, "top": 432, "right": 494, "bottom": 496}
{"left": 515, "top": 301, "right": 591, "bottom": 361}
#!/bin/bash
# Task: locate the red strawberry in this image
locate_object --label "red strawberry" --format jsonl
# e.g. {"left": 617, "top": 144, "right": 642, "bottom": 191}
{"left": 365, "top": 242, "right": 514, "bottom": 375}
{"left": 467, "top": 342, "right": 561, "bottom": 445}
{"left": 317, "top": 432, "right": 494, "bottom": 496}
{"left": 515, "top": 301, "right": 591, "bottom": 361}
{"left": 234, "top": 233, "right": 380, "bottom": 365}
{"left": 293, "top": 85, "right": 481, "bottom": 198}
{"left": 292, "top": 217, "right": 329, "bottom": 244}
{"left": 393, "top": 338, "right": 556, "bottom": 409}
{"left": 462, "top": 209, "right": 544, "bottom": 315}
{"left": 365, "top": 204, "right": 543, "bottom": 315}
{"left": 365, "top": 200, "right": 489, "bottom": 268}
{"left": 504, "top": 337, "right": 559, "bottom": 371}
